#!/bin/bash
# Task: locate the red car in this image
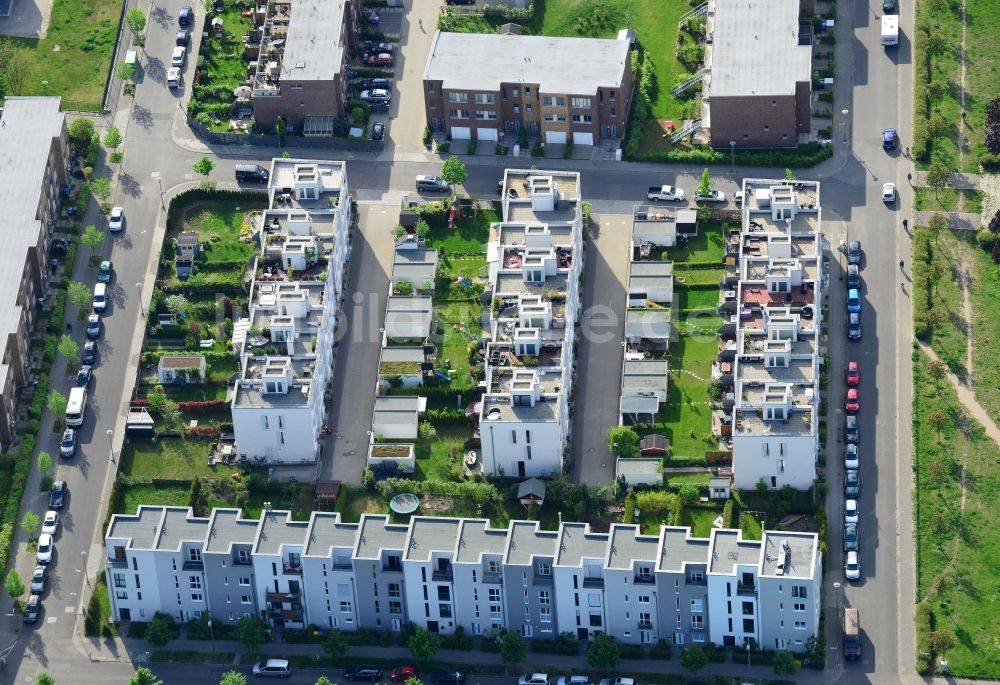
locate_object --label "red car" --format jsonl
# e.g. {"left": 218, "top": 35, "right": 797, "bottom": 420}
{"left": 367, "top": 52, "right": 393, "bottom": 67}
{"left": 845, "top": 388, "right": 860, "bottom": 413}
{"left": 390, "top": 666, "right": 416, "bottom": 682}
{"left": 845, "top": 361, "right": 860, "bottom": 386}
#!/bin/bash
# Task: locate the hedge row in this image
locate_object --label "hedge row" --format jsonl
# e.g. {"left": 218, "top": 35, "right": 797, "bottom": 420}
{"left": 912, "top": 27, "right": 931, "bottom": 161}
{"left": 176, "top": 400, "right": 228, "bottom": 412}
{"left": 629, "top": 142, "right": 834, "bottom": 168}
{"left": 0, "top": 435, "right": 35, "bottom": 568}
{"left": 374, "top": 477, "right": 501, "bottom": 504}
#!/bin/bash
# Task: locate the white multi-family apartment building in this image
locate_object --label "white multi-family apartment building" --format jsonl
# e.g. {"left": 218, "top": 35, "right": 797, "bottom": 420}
{"left": 724, "top": 179, "right": 824, "bottom": 490}
{"left": 105, "top": 506, "right": 821, "bottom": 652}
{"left": 230, "top": 159, "right": 352, "bottom": 465}
{"left": 479, "top": 170, "right": 584, "bottom": 478}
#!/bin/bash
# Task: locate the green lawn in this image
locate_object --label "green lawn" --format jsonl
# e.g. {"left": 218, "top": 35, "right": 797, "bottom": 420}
{"left": 913, "top": 349, "right": 1000, "bottom": 677}
{"left": 120, "top": 484, "right": 190, "bottom": 513}
{"left": 914, "top": 188, "right": 983, "bottom": 213}
{"left": 665, "top": 221, "right": 727, "bottom": 263}
{"left": 962, "top": 0, "right": 1000, "bottom": 171}
{"left": 675, "top": 285, "right": 720, "bottom": 312}
{"left": 3, "top": 0, "right": 121, "bottom": 111}
{"left": 164, "top": 198, "right": 267, "bottom": 286}
{"left": 122, "top": 438, "right": 221, "bottom": 480}
{"left": 188, "top": 6, "right": 258, "bottom": 128}
{"left": 666, "top": 471, "right": 711, "bottom": 486}
{"left": 968, "top": 236, "right": 1000, "bottom": 420}
{"left": 414, "top": 426, "right": 471, "bottom": 481}
{"left": 423, "top": 204, "right": 498, "bottom": 254}
{"left": 684, "top": 505, "right": 723, "bottom": 538}
{"left": 739, "top": 511, "right": 763, "bottom": 540}
{"left": 435, "top": 301, "right": 483, "bottom": 387}
{"left": 138, "top": 383, "right": 230, "bottom": 402}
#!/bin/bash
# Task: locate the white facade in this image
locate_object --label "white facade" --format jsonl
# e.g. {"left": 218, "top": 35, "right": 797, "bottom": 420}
{"left": 230, "top": 159, "right": 352, "bottom": 465}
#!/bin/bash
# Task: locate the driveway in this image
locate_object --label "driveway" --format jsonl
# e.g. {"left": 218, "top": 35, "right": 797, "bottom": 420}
{"left": 385, "top": 0, "right": 441, "bottom": 154}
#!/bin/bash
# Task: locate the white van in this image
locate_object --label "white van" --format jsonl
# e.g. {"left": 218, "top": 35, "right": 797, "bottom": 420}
{"left": 66, "top": 387, "right": 87, "bottom": 427}
{"left": 93, "top": 283, "right": 107, "bottom": 312}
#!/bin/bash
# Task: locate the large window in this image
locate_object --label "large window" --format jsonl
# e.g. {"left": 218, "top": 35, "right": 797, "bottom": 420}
{"left": 448, "top": 92, "right": 469, "bottom": 103}
{"left": 302, "top": 116, "right": 337, "bottom": 136}
{"left": 474, "top": 93, "right": 496, "bottom": 105}
{"left": 571, "top": 97, "right": 591, "bottom": 109}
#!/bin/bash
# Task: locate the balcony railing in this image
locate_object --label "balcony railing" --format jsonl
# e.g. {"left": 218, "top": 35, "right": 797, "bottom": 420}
{"left": 382, "top": 563, "right": 403, "bottom": 573}
{"left": 182, "top": 560, "right": 204, "bottom": 571}
{"left": 634, "top": 574, "right": 655, "bottom": 585}
{"left": 582, "top": 577, "right": 604, "bottom": 588}
{"left": 685, "top": 576, "right": 707, "bottom": 585}
{"left": 432, "top": 569, "right": 454, "bottom": 582}
{"left": 483, "top": 571, "right": 503, "bottom": 584}
{"left": 532, "top": 574, "right": 553, "bottom": 586}
{"left": 736, "top": 583, "right": 757, "bottom": 596}
{"left": 233, "top": 556, "right": 253, "bottom": 566}
{"left": 638, "top": 620, "right": 653, "bottom": 630}
{"left": 283, "top": 562, "right": 303, "bottom": 575}
{"left": 107, "top": 557, "right": 128, "bottom": 568}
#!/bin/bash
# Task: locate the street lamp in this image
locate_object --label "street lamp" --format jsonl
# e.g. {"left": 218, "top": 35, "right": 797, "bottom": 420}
{"left": 135, "top": 282, "right": 144, "bottom": 317}
{"left": 157, "top": 176, "right": 165, "bottom": 209}
{"left": 841, "top": 109, "right": 850, "bottom": 144}
{"left": 729, "top": 140, "right": 736, "bottom": 174}
{"left": 81, "top": 550, "right": 91, "bottom": 588}
{"left": 746, "top": 641, "right": 751, "bottom": 676}
{"left": 833, "top": 581, "right": 842, "bottom": 619}
{"left": 106, "top": 428, "right": 115, "bottom": 464}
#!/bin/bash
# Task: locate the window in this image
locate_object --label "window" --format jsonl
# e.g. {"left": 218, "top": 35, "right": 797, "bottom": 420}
{"left": 538, "top": 590, "right": 550, "bottom": 605}
{"left": 689, "top": 571, "right": 705, "bottom": 583}
{"left": 448, "top": 92, "right": 469, "bottom": 103}
{"left": 262, "top": 416, "right": 269, "bottom": 430}
{"left": 571, "top": 97, "right": 591, "bottom": 108}
{"left": 239, "top": 577, "right": 251, "bottom": 586}
{"left": 513, "top": 105, "right": 520, "bottom": 114}
{"left": 638, "top": 595, "right": 650, "bottom": 604}
{"left": 191, "top": 593, "right": 204, "bottom": 602}
{"left": 692, "top": 631, "right": 705, "bottom": 643}
{"left": 439, "top": 603, "right": 453, "bottom": 617}
{"left": 490, "top": 605, "right": 502, "bottom": 620}
{"left": 794, "top": 620, "right": 807, "bottom": 629}
{"left": 691, "top": 615, "right": 704, "bottom": 628}
{"left": 540, "top": 606, "right": 551, "bottom": 622}
{"left": 449, "top": 109, "right": 470, "bottom": 120}
{"left": 743, "top": 601, "right": 754, "bottom": 615}
{"left": 388, "top": 583, "right": 401, "bottom": 598}
{"left": 487, "top": 560, "right": 501, "bottom": 574}
{"left": 114, "top": 573, "right": 126, "bottom": 589}
{"left": 438, "top": 586, "right": 451, "bottom": 601}
{"left": 475, "top": 110, "right": 498, "bottom": 120}
{"left": 489, "top": 588, "right": 501, "bottom": 603}
{"left": 513, "top": 88, "right": 519, "bottom": 98}
{"left": 543, "top": 96, "right": 566, "bottom": 107}
{"left": 794, "top": 603, "right": 806, "bottom": 612}
{"left": 690, "top": 599, "right": 703, "bottom": 613}
{"left": 526, "top": 105, "right": 532, "bottom": 113}
{"left": 511, "top": 431, "right": 517, "bottom": 444}
{"left": 389, "top": 601, "right": 402, "bottom": 615}
{"left": 589, "top": 614, "right": 602, "bottom": 627}
{"left": 190, "top": 576, "right": 202, "bottom": 589}
{"left": 474, "top": 93, "right": 496, "bottom": 104}
{"left": 340, "top": 601, "right": 353, "bottom": 613}
{"left": 238, "top": 550, "right": 250, "bottom": 564}
{"left": 610, "top": 107, "right": 616, "bottom": 117}
{"left": 743, "top": 619, "right": 755, "bottom": 632}
{"left": 302, "top": 116, "right": 337, "bottom": 136}
{"left": 588, "top": 594, "right": 601, "bottom": 608}
{"left": 241, "top": 595, "right": 252, "bottom": 604}
{"left": 792, "top": 586, "right": 807, "bottom": 598}
{"left": 188, "top": 548, "right": 202, "bottom": 562}
{"left": 571, "top": 114, "right": 593, "bottom": 124}
{"left": 544, "top": 113, "right": 567, "bottom": 122}
{"left": 537, "top": 562, "right": 551, "bottom": 576}
{"left": 609, "top": 91, "right": 616, "bottom": 101}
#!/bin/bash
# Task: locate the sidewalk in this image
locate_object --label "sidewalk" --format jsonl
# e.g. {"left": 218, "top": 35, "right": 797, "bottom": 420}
{"left": 912, "top": 211, "right": 981, "bottom": 230}
{"left": 911, "top": 169, "right": 981, "bottom": 190}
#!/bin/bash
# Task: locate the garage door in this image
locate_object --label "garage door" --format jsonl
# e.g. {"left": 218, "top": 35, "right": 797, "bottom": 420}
{"left": 477, "top": 127, "right": 498, "bottom": 141}
{"left": 451, "top": 126, "right": 471, "bottom": 140}
{"left": 572, "top": 131, "right": 594, "bottom": 146}
{"left": 545, "top": 130, "right": 567, "bottom": 145}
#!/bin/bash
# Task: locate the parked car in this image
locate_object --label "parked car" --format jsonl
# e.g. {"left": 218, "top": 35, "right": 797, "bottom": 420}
{"left": 733, "top": 191, "right": 744, "bottom": 206}
{"left": 345, "top": 666, "right": 384, "bottom": 682}
{"left": 371, "top": 121, "right": 385, "bottom": 141}
{"left": 429, "top": 672, "right": 465, "bottom": 685}
{"left": 844, "top": 443, "right": 859, "bottom": 470}
{"left": 647, "top": 185, "right": 685, "bottom": 202}
{"left": 882, "top": 127, "right": 897, "bottom": 150}
{"left": 557, "top": 676, "right": 591, "bottom": 685}
{"left": 844, "top": 499, "right": 859, "bottom": 525}
{"left": 176, "top": 29, "right": 190, "bottom": 46}
{"left": 446, "top": 0, "right": 476, "bottom": 4}
{"left": 846, "top": 288, "right": 862, "bottom": 313}
{"left": 390, "top": 666, "right": 416, "bottom": 682}
{"left": 845, "top": 550, "right": 861, "bottom": 580}
{"left": 599, "top": 679, "right": 635, "bottom": 685}
{"left": 97, "top": 260, "right": 113, "bottom": 283}
{"left": 845, "top": 388, "right": 860, "bottom": 413}
{"left": 358, "top": 78, "right": 391, "bottom": 91}
{"left": 108, "top": 206, "right": 124, "bottom": 232}
{"left": 843, "top": 522, "right": 859, "bottom": 552}
{"left": 847, "top": 264, "right": 860, "bottom": 288}
{"left": 30, "top": 565, "right": 46, "bottom": 594}
{"left": 59, "top": 428, "right": 77, "bottom": 458}
{"left": 251, "top": 658, "right": 291, "bottom": 678}
{"left": 41, "top": 511, "right": 59, "bottom": 537}
{"left": 845, "top": 361, "right": 860, "bottom": 386}
{"left": 366, "top": 52, "right": 393, "bottom": 67}
{"left": 178, "top": 4, "right": 193, "bottom": 26}
{"left": 883, "top": 0, "right": 897, "bottom": 11}
{"left": 848, "top": 312, "right": 862, "bottom": 341}
{"left": 519, "top": 675, "right": 549, "bottom": 685}
{"left": 847, "top": 240, "right": 861, "bottom": 265}
{"left": 235, "top": 164, "right": 269, "bottom": 184}
{"left": 23, "top": 594, "right": 40, "bottom": 623}
{"left": 167, "top": 67, "right": 182, "bottom": 89}
{"left": 844, "top": 469, "right": 860, "bottom": 498}
{"left": 171, "top": 46, "right": 186, "bottom": 67}
{"left": 49, "top": 480, "right": 67, "bottom": 510}
{"left": 86, "top": 313, "right": 102, "bottom": 340}
{"left": 36, "top": 533, "right": 54, "bottom": 564}
{"left": 93, "top": 283, "right": 107, "bottom": 312}
{"left": 693, "top": 190, "right": 726, "bottom": 203}
{"left": 845, "top": 414, "right": 859, "bottom": 444}
{"left": 82, "top": 340, "right": 97, "bottom": 365}
{"left": 882, "top": 182, "right": 896, "bottom": 202}
{"left": 416, "top": 175, "right": 450, "bottom": 192}
{"left": 364, "top": 41, "right": 394, "bottom": 54}
{"left": 360, "top": 88, "right": 391, "bottom": 103}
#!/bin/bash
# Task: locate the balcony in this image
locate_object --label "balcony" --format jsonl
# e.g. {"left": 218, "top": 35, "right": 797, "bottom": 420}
{"left": 532, "top": 574, "right": 553, "bottom": 586}
{"left": 634, "top": 574, "right": 655, "bottom": 585}
{"left": 582, "top": 577, "right": 604, "bottom": 589}
{"left": 182, "top": 560, "right": 204, "bottom": 571}
{"left": 332, "top": 560, "right": 353, "bottom": 570}
{"left": 685, "top": 575, "right": 707, "bottom": 586}
{"left": 233, "top": 555, "right": 253, "bottom": 566}
{"left": 283, "top": 562, "right": 303, "bottom": 575}
{"left": 382, "top": 562, "right": 403, "bottom": 574}
{"left": 638, "top": 620, "right": 653, "bottom": 630}
{"left": 432, "top": 569, "right": 454, "bottom": 582}
{"left": 483, "top": 571, "right": 503, "bottom": 584}
{"left": 107, "top": 557, "right": 128, "bottom": 568}
{"left": 737, "top": 583, "right": 757, "bottom": 596}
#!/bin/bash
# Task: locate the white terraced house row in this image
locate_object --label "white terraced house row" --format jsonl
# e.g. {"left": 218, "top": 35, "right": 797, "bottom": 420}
{"left": 105, "top": 506, "right": 821, "bottom": 653}
{"left": 479, "top": 169, "right": 584, "bottom": 478}
{"left": 230, "top": 159, "right": 352, "bottom": 465}
{"left": 725, "top": 179, "right": 824, "bottom": 490}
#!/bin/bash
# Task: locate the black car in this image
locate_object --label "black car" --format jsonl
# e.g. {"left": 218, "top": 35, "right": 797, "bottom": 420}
{"left": 845, "top": 414, "right": 859, "bottom": 444}
{"left": 178, "top": 4, "right": 193, "bottom": 26}
{"left": 371, "top": 122, "right": 385, "bottom": 140}
{"left": 430, "top": 672, "right": 466, "bottom": 685}
{"left": 75, "top": 364, "right": 92, "bottom": 387}
{"left": 844, "top": 469, "right": 860, "bottom": 498}
{"left": 883, "top": 0, "right": 897, "bottom": 10}
{"left": 82, "top": 340, "right": 97, "bottom": 365}
{"left": 49, "top": 480, "right": 67, "bottom": 510}
{"left": 847, "top": 312, "right": 862, "bottom": 341}
{"left": 345, "top": 666, "right": 383, "bottom": 682}
{"left": 176, "top": 30, "right": 190, "bottom": 46}
{"left": 358, "top": 78, "right": 391, "bottom": 91}
{"left": 23, "top": 594, "right": 40, "bottom": 624}
{"left": 847, "top": 240, "right": 861, "bottom": 265}
{"left": 843, "top": 522, "right": 859, "bottom": 552}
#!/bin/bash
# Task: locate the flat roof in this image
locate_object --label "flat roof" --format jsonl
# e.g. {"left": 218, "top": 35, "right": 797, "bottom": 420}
{"left": 405, "top": 517, "right": 461, "bottom": 562}
{"left": 625, "top": 309, "right": 672, "bottom": 339}
{"left": 708, "top": 529, "right": 761, "bottom": 574}
{"left": 555, "top": 522, "right": 608, "bottom": 566}
{"left": 304, "top": 512, "right": 358, "bottom": 556}
{"left": 355, "top": 515, "right": 408, "bottom": 559}
{"left": 760, "top": 531, "right": 817, "bottom": 579}
{"left": 206, "top": 509, "right": 261, "bottom": 552}
{"left": 108, "top": 506, "right": 166, "bottom": 550}
{"left": 456, "top": 519, "right": 509, "bottom": 563}
{"left": 255, "top": 510, "right": 308, "bottom": 555}
{"left": 281, "top": 0, "right": 349, "bottom": 82}
{"left": 658, "top": 527, "right": 710, "bottom": 573}
{"left": 709, "top": 0, "right": 812, "bottom": 98}
{"left": 424, "top": 31, "right": 631, "bottom": 95}
{"left": 157, "top": 507, "right": 208, "bottom": 551}
{"left": 607, "top": 524, "right": 659, "bottom": 569}
{"left": 505, "top": 521, "right": 557, "bottom": 565}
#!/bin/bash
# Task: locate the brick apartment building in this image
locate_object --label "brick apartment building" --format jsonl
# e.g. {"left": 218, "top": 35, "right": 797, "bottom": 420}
{"left": 422, "top": 30, "right": 634, "bottom": 146}
{"left": 251, "top": 0, "right": 361, "bottom": 134}
{"left": 704, "top": 0, "right": 814, "bottom": 149}
{"left": 0, "top": 97, "right": 68, "bottom": 446}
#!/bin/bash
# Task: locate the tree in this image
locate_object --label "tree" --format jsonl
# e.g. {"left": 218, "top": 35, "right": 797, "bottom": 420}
{"left": 125, "top": 8, "right": 147, "bottom": 44}
{"left": 499, "top": 629, "right": 526, "bottom": 665}
{"left": 68, "top": 118, "right": 96, "bottom": 149}
{"left": 586, "top": 632, "right": 621, "bottom": 669}
{"left": 927, "top": 79, "right": 948, "bottom": 101}
{"left": 927, "top": 628, "right": 955, "bottom": 654}
{"left": 82, "top": 224, "right": 106, "bottom": 254}
{"left": 58, "top": 334, "right": 79, "bottom": 363}
{"left": 236, "top": 615, "right": 267, "bottom": 657}
{"left": 20, "top": 511, "right": 41, "bottom": 538}
{"left": 67, "top": 281, "right": 93, "bottom": 310}
{"left": 0, "top": 39, "right": 29, "bottom": 96}
{"left": 407, "top": 626, "right": 441, "bottom": 662}
{"left": 926, "top": 161, "right": 950, "bottom": 198}
{"left": 165, "top": 294, "right": 189, "bottom": 315}
{"left": 403, "top": 678, "right": 422, "bottom": 685}
{"left": 772, "top": 650, "right": 801, "bottom": 675}
{"left": 38, "top": 451, "right": 53, "bottom": 478}
{"left": 116, "top": 60, "right": 136, "bottom": 84}
{"left": 440, "top": 155, "right": 468, "bottom": 193}
{"left": 322, "top": 628, "right": 347, "bottom": 661}
{"left": 928, "top": 113, "right": 951, "bottom": 139}
{"left": 696, "top": 167, "right": 712, "bottom": 196}
{"left": 784, "top": 167, "right": 797, "bottom": 181}
{"left": 48, "top": 390, "right": 67, "bottom": 422}
{"left": 414, "top": 219, "right": 431, "bottom": 240}
{"left": 925, "top": 31, "right": 949, "bottom": 55}
{"left": 315, "top": 678, "right": 335, "bottom": 685}
{"left": 275, "top": 116, "right": 287, "bottom": 146}
{"left": 89, "top": 177, "right": 112, "bottom": 206}
{"left": 126, "top": 667, "right": 164, "bottom": 685}
{"left": 928, "top": 213, "right": 949, "bottom": 232}
{"left": 103, "top": 126, "right": 123, "bottom": 153}
{"left": 218, "top": 672, "right": 246, "bottom": 685}
{"left": 147, "top": 385, "right": 169, "bottom": 414}
{"left": 36, "top": 674, "right": 55, "bottom": 685}
{"left": 926, "top": 409, "right": 950, "bottom": 438}
{"left": 680, "top": 645, "right": 708, "bottom": 671}
{"left": 193, "top": 156, "right": 215, "bottom": 178}
{"left": 607, "top": 425, "right": 639, "bottom": 457}
{"left": 145, "top": 614, "right": 174, "bottom": 647}
{"left": 392, "top": 225, "right": 406, "bottom": 239}
{"left": 5, "top": 568, "right": 25, "bottom": 604}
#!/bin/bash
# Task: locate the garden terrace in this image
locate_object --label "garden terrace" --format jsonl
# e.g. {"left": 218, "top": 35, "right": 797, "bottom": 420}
{"left": 233, "top": 355, "right": 317, "bottom": 409}
{"left": 188, "top": 5, "right": 258, "bottom": 131}
{"left": 268, "top": 162, "right": 346, "bottom": 210}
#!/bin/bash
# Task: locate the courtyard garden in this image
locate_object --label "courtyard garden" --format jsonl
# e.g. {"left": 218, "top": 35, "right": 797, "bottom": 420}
{"left": 187, "top": 3, "right": 258, "bottom": 132}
